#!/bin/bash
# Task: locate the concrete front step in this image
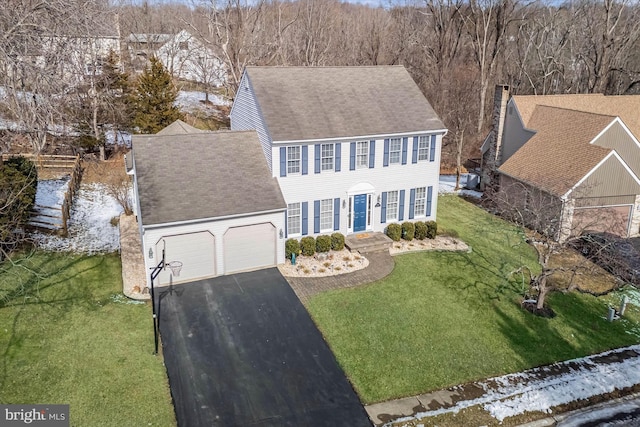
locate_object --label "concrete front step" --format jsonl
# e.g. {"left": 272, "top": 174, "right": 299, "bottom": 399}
{"left": 345, "top": 232, "right": 393, "bottom": 253}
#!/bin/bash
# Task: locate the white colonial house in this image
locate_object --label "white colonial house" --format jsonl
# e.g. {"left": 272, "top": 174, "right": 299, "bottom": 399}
{"left": 130, "top": 66, "right": 446, "bottom": 286}
{"left": 230, "top": 66, "right": 447, "bottom": 238}
{"left": 156, "top": 30, "right": 226, "bottom": 86}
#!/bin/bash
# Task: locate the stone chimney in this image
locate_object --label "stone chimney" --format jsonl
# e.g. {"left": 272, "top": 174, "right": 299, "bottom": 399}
{"left": 483, "top": 84, "right": 510, "bottom": 191}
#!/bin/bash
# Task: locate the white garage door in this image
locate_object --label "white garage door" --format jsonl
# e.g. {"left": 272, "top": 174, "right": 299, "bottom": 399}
{"left": 156, "top": 231, "right": 216, "bottom": 285}
{"left": 223, "top": 223, "right": 277, "bottom": 274}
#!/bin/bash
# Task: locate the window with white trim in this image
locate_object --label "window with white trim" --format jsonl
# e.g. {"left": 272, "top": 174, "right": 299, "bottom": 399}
{"left": 386, "top": 191, "right": 399, "bottom": 222}
{"left": 389, "top": 138, "right": 401, "bottom": 164}
{"left": 356, "top": 141, "right": 369, "bottom": 168}
{"left": 418, "top": 136, "right": 430, "bottom": 161}
{"left": 320, "top": 199, "right": 333, "bottom": 232}
{"left": 321, "top": 143, "right": 334, "bottom": 171}
{"left": 287, "top": 203, "right": 301, "bottom": 235}
{"left": 414, "top": 187, "right": 426, "bottom": 216}
{"left": 287, "top": 146, "right": 301, "bottom": 174}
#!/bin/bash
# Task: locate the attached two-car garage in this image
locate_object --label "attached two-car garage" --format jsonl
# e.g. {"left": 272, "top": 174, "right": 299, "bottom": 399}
{"left": 153, "top": 222, "right": 280, "bottom": 286}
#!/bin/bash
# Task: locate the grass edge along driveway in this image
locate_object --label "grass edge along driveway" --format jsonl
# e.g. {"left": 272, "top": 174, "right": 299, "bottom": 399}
{"left": 0, "top": 252, "right": 176, "bottom": 427}
{"left": 306, "top": 195, "right": 640, "bottom": 404}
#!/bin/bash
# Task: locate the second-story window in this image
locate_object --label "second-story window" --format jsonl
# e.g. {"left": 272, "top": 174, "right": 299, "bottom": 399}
{"left": 287, "top": 146, "right": 301, "bottom": 174}
{"left": 321, "top": 143, "right": 334, "bottom": 171}
{"left": 418, "top": 136, "right": 430, "bottom": 161}
{"left": 356, "top": 141, "right": 368, "bottom": 168}
{"left": 389, "top": 138, "right": 401, "bottom": 164}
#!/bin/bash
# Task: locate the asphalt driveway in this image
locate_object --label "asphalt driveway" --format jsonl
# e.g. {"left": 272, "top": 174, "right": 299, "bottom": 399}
{"left": 156, "top": 268, "right": 371, "bottom": 427}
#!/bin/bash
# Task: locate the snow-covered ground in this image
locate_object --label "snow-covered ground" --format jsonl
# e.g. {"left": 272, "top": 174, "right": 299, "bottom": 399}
{"left": 393, "top": 343, "right": 640, "bottom": 426}
{"left": 175, "top": 90, "right": 230, "bottom": 114}
{"left": 439, "top": 173, "right": 482, "bottom": 198}
{"left": 31, "top": 183, "right": 124, "bottom": 254}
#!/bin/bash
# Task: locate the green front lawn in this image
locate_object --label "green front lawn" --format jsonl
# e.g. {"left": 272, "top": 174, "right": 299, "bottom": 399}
{"left": 307, "top": 195, "right": 640, "bottom": 404}
{"left": 0, "top": 252, "right": 175, "bottom": 426}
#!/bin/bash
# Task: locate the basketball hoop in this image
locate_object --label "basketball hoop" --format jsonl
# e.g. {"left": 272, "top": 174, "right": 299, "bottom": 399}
{"left": 167, "top": 261, "right": 183, "bottom": 277}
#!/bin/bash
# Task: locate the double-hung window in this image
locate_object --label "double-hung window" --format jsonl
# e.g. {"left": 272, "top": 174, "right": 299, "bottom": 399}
{"left": 287, "top": 146, "right": 301, "bottom": 174}
{"left": 287, "top": 203, "right": 301, "bottom": 235}
{"left": 418, "top": 136, "right": 430, "bottom": 161}
{"left": 356, "top": 141, "right": 369, "bottom": 168}
{"left": 386, "top": 191, "right": 399, "bottom": 222}
{"left": 389, "top": 138, "right": 402, "bottom": 164}
{"left": 414, "top": 187, "right": 426, "bottom": 216}
{"left": 320, "top": 199, "right": 333, "bottom": 232}
{"left": 321, "top": 144, "right": 334, "bottom": 171}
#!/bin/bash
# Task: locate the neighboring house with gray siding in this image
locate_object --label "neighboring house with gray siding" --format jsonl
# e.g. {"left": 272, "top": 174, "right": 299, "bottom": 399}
{"left": 230, "top": 66, "right": 447, "bottom": 238}
{"left": 482, "top": 87, "right": 640, "bottom": 240}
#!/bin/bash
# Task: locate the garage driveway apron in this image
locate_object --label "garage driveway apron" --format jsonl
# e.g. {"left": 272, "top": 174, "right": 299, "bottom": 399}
{"left": 156, "top": 268, "right": 371, "bottom": 427}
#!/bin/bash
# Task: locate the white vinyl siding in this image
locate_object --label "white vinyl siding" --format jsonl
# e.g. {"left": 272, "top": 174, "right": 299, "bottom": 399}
{"left": 321, "top": 143, "right": 334, "bottom": 171}
{"left": 415, "top": 187, "right": 426, "bottom": 216}
{"left": 320, "top": 199, "right": 333, "bottom": 232}
{"left": 418, "top": 136, "right": 430, "bottom": 161}
{"left": 287, "top": 146, "right": 301, "bottom": 174}
{"left": 389, "top": 138, "right": 401, "bottom": 164}
{"left": 356, "top": 141, "right": 369, "bottom": 168}
{"left": 386, "top": 190, "right": 399, "bottom": 222}
{"left": 287, "top": 202, "right": 301, "bottom": 235}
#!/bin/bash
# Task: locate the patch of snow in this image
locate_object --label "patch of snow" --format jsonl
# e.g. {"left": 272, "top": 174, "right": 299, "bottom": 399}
{"left": 392, "top": 345, "right": 640, "bottom": 425}
{"left": 35, "top": 177, "right": 70, "bottom": 207}
{"left": 439, "top": 174, "right": 482, "bottom": 198}
{"left": 175, "top": 90, "right": 230, "bottom": 112}
{"left": 104, "top": 129, "right": 132, "bottom": 147}
{"left": 31, "top": 183, "right": 124, "bottom": 254}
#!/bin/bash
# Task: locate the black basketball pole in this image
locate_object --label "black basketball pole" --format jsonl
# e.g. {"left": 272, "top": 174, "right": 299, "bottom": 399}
{"left": 149, "top": 249, "right": 166, "bottom": 354}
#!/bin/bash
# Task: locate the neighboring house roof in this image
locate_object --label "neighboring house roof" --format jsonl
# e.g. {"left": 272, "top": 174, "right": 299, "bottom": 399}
{"left": 244, "top": 66, "right": 445, "bottom": 142}
{"left": 499, "top": 106, "right": 614, "bottom": 196}
{"left": 133, "top": 126, "right": 286, "bottom": 226}
{"left": 512, "top": 93, "right": 640, "bottom": 138}
{"left": 155, "top": 120, "right": 205, "bottom": 135}
{"left": 127, "top": 33, "right": 174, "bottom": 44}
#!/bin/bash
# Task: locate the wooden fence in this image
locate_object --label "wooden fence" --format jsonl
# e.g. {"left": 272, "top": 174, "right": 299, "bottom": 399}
{"left": 3, "top": 154, "right": 82, "bottom": 237}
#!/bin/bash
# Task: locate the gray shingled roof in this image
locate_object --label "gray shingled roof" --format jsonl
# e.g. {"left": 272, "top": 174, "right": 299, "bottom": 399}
{"left": 245, "top": 66, "right": 445, "bottom": 142}
{"left": 133, "top": 128, "right": 286, "bottom": 226}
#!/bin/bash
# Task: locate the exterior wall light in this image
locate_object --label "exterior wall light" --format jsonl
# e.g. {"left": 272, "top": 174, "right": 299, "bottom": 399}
{"left": 279, "top": 229, "right": 284, "bottom": 239}
{"left": 375, "top": 195, "right": 381, "bottom": 207}
{"left": 148, "top": 247, "right": 153, "bottom": 259}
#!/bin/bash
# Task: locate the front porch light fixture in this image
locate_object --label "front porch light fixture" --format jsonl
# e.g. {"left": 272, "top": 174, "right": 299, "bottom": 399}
{"left": 279, "top": 229, "right": 284, "bottom": 239}
{"left": 375, "top": 195, "right": 381, "bottom": 207}
{"left": 342, "top": 199, "right": 346, "bottom": 209}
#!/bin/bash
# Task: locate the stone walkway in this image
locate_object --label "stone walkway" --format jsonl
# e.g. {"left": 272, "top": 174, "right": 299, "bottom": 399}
{"left": 285, "top": 249, "right": 395, "bottom": 304}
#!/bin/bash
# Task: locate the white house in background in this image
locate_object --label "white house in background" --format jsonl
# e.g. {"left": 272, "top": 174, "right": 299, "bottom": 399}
{"left": 156, "top": 30, "right": 226, "bottom": 86}
{"left": 230, "top": 66, "right": 447, "bottom": 238}
{"left": 131, "top": 120, "right": 286, "bottom": 286}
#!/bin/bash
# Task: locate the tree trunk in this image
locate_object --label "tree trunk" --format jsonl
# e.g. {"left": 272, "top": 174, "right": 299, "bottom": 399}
{"left": 455, "top": 129, "right": 463, "bottom": 191}
{"left": 536, "top": 274, "right": 549, "bottom": 310}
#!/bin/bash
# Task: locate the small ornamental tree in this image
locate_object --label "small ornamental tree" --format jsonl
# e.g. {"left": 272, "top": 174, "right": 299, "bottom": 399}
{"left": 131, "top": 56, "right": 183, "bottom": 134}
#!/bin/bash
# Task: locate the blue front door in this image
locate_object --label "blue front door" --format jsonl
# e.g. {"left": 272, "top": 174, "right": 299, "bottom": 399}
{"left": 353, "top": 194, "right": 367, "bottom": 232}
